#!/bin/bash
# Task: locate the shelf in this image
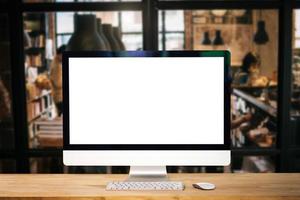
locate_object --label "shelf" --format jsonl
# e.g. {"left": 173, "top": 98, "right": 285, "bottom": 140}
{"left": 28, "top": 30, "right": 45, "bottom": 37}
{"left": 232, "top": 85, "right": 277, "bottom": 91}
{"left": 28, "top": 105, "right": 53, "bottom": 124}
{"left": 27, "top": 65, "right": 44, "bottom": 68}
{"left": 25, "top": 47, "right": 44, "bottom": 55}
{"left": 233, "top": 89, "right": 277, "bottom": 120}
{"left": 29, "top": 90, "right": 51, "bottom": 102}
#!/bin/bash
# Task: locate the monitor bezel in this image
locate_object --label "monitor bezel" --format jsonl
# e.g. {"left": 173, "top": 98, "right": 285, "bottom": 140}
{"left": 63, "top": 51, "right": 231, "bottom": 150}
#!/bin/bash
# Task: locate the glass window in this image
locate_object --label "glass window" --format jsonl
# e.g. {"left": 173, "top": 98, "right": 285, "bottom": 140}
{"left": 56, "top": 34, "right": 72, "bottom": 47}
{"left": 161, "top": 9, "right": 279, "bottom": 157}
{"left": 56, "top": 12, "right": 74, "bottom": 34}
{"left": 24, "top": 11, "right": 143, "bottom": 149}
{"left": 159, "top": 33, "right": 163, "bottom": 50}
{"left": 294, "top": 10, "right": 300, "bottom": 48}
{"left": 121, "top": 11, "right": 142, "bottom": 32}
{"left": 0, "top": 14, "right": 15, "bottom": 150}
{"left": 159, "top": 11, "right": 185, "bottom": 50}
{"left": 122, "top": 34, "right": 142, "bottom": 50}
{"left": 165, "top": 10, "right": 184, "bottom": 31}
{"left": 165, "top": 33, "right": 184, "bottom": 50}
{"left": 95, "top": 12, "right": 119, "bottom": 26}
{"left": 292, "top": 9, "right": 300, "bottom": 147}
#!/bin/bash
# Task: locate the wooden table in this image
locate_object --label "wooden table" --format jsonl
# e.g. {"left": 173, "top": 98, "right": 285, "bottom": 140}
{"left": 0, "top": 173, "right": 300, "bottom": 200}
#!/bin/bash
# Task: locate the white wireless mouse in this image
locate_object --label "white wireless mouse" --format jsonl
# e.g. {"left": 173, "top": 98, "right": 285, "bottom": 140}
{"left": 193, "top": 182, "right": 216, "bottom": 190}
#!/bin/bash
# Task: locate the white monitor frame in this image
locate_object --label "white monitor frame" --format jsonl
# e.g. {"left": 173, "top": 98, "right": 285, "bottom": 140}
{"left": 63, "top": 51, "right": 231, "bottom": 171}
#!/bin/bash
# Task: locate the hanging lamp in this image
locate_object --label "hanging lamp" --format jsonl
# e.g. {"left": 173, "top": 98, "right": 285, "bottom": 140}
{"left": 212, "top": 30, "right": 224, "bottom": 45}
{"left": 201, "top": 31, "right": 211, "bottom": 45}
{"left": 66, "top": 14, "right": 107, "bottom": 51}
{"left": 253, "top": 11, "right": 269, "bottom": 44}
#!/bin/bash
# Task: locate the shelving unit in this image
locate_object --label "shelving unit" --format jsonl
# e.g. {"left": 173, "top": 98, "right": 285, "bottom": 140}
{"left": 27, "top": 91, "right": 53, "bottom": 123}
{"left": 233, "top": 88, "right": 277, "bottom": 119}
{"left": 24, "top": 13, "right": 54, "bottom": 149}
{"left": 24, "top": 13, "right": 48, "bottom": 72}
{"left": 231, "top": 88, "right": 278, "bottom": 172}
{"left": 232, "top": 88, "right": 277, "bottom": 145}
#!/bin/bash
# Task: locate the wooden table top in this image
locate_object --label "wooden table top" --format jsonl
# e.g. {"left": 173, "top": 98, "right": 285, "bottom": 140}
{"left": 0, "top": 173, "right": 300, "bottom": 200}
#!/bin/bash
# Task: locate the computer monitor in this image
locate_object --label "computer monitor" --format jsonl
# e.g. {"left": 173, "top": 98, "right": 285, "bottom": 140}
{"left": 63, "top": 51, "right": 230, "bottom": 180}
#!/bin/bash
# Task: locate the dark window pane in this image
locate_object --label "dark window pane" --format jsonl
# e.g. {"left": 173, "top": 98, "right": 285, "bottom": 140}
{"left": 30, "top": 157, "right": 63, "bottom": 173}
{"left": 0, "top": 159, "right": 16, "bottom": 173}
{"left": 0, "top": 14, "right": 15, "bottom": 150}
{"left": 292, "top": 10, "right": 300, "bottom": 147}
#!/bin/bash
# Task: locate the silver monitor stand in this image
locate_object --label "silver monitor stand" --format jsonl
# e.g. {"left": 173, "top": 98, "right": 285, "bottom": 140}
{"left": 106, "top": 166, "right": 184, "bottom": 190}
{"left": 127, "top": 166, "right": 168, "bottom": 182}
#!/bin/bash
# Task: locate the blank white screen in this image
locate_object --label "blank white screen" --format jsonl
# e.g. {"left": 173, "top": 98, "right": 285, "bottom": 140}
{"left": 69, "top": 57, "right": 224, "bottom": 144}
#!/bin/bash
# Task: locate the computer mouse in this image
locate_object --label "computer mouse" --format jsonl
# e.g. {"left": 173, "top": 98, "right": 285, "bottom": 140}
{"left": 193, "top": 182, "right": 216, "bottom": 190}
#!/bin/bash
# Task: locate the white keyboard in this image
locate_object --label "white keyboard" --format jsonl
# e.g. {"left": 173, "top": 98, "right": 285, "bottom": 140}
{"left": 106, "top": 181, "right": 184, "bottom": 191}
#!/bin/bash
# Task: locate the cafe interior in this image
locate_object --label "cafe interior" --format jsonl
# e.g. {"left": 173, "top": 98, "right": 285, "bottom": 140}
{"left": 0, "top": 0, "right": 299, "bottom": 173}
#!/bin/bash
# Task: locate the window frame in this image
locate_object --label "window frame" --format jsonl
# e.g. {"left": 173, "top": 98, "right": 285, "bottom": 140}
{"left": 0, "top": 0, "right": 295, "bottom": 172}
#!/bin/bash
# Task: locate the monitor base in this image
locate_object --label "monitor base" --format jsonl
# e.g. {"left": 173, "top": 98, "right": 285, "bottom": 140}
{"left": 127, "top": 166, "right": 168, "bottom": 182}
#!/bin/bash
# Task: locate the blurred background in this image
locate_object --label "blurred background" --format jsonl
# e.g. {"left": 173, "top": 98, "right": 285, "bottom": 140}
{"left": 0, "top": 0, "right": 298, "bottom": 173}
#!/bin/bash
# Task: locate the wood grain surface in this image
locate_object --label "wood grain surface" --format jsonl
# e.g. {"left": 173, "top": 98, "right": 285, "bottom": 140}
{"left": 0, "top": 173, "right": 299, "bottom": 200}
